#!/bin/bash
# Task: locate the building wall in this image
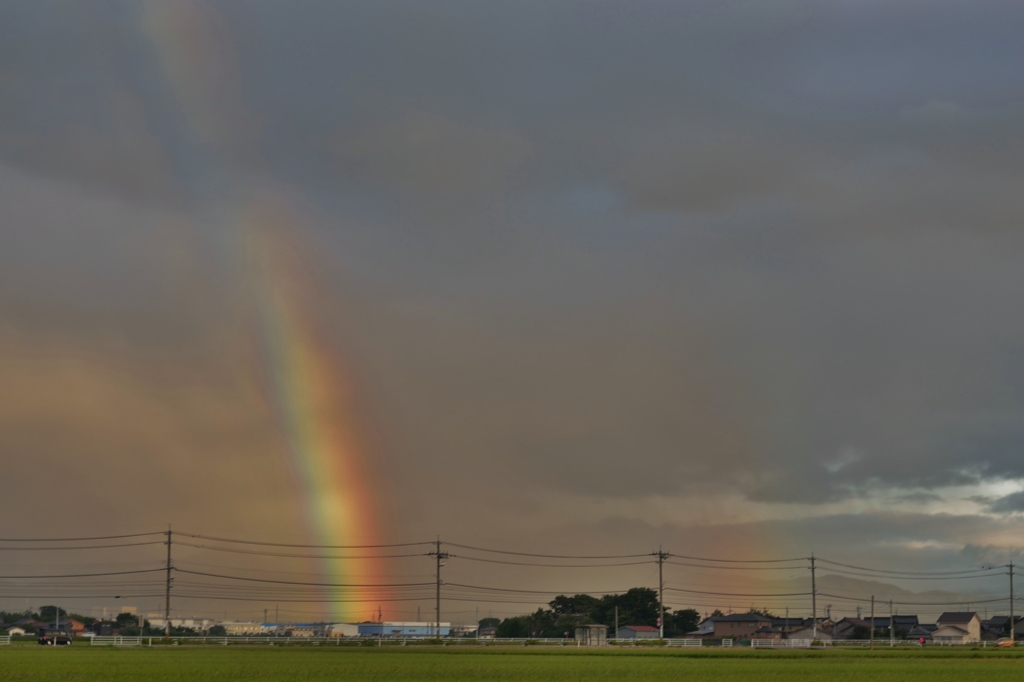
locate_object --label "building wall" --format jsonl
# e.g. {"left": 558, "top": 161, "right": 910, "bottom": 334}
{"left": 616, "top": 628, "right": 659, "bottom": 639}
{"left": 358, "top": 622, "right": 451, "bottom": 637}
{"left": 221, "top": 622, "right": 264, "bottom": 636}
{"left": 329, "top": 623, "right": 359, "bottom": 637}
{"left": 713, "top": 620, "right": 770, "bottom": 639}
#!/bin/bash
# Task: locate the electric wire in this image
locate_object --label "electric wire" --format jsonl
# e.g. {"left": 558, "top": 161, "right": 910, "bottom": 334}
{"left": 443, "top": 542, "right": 650, "bottom": 559}
{"left": 177, "top": 542, "right": 427, "bottom": 560}
{"left": 177, "top": 532, "right": 433, "bottom": 549}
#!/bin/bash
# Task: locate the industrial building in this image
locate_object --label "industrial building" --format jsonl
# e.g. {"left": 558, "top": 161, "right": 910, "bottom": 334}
{"left": 357, "top": 622, "right": 451, "bottom": 637}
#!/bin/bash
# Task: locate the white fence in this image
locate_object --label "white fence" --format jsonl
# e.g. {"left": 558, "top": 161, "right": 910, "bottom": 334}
{"left": 751, "top": 639, "right": 813, "bottom": 649}
{"left": 90, "top": 636, "right": 144, "bottom": 647}
{"left": 665, "top": 639, "right": 703, "bottom": 647}
{"left": 0, "top": 635, "right": 11, "bottom": 646}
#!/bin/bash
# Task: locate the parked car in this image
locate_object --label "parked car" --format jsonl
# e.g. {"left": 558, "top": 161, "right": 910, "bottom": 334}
{"left": 37, "top": 628, "right": 72, "bottom": 646}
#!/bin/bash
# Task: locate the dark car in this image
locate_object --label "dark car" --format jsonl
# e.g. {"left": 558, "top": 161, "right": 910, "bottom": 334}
{"left": 37, "top": 627, "right": 72, "bottom": 646}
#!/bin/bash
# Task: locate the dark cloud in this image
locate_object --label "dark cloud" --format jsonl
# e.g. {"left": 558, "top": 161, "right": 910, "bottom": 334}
{"left": 2, "top": 0, "right": 1024, "bottom": 620}
{"left": 990, "top": 492, "right": 1024, "bottom": 514}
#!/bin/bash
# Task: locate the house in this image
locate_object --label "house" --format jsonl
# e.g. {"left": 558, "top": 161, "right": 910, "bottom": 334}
{"left": 833, "top": 617, "right": 880, "bottom": 640}
{"left": 772, "top": 618, "right": 807, "bottom": 634}
{"left": 906, "top": 624, "right": 937, "bottom": 641}
{"left": 615, "top": 625, "right": 660, "bottom": 640}
{"left": 751, "top": 626, "right": 783, "bottom": 641}
{"left": 934, "top": 613, "right": 981, "bottom": 643}
{"left": 892, "top": 615, "right": 919, "bottom": 629}
{"left": 787, "top": 625, "right": 832, "bottom": 642}
{"left": 711, "top": 614, "right": 774, "bottom": 639}
{"left": 688, "top": 618, "right": 716, "bottom": 637}
{"left": 92, "top": 621, "right": 118, "bottom": 637}
{"left": 980, "top": 616, "right": 1009, "bottom": 640}
{"left": 478, "top": 626, "right": 497, "bottom": 640}
{"left": 4, "top": 627, "right": 27, "bottom": 636}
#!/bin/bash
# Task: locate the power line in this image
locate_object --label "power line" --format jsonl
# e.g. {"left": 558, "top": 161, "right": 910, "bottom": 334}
{"left": 0, "top": 568, "right": 166, "bottom": 579}
{"left": 664, "top": 586, "right": 813, "bottom": 598}
{"left": 818, "top": 591, "right": 1009, "bottom": 607}
{"left": 175, "top": 568, "right": 434, "bottom": 588}
{"left": 444, "top": 542, "right": 650, "bottom": 559}
{"left": 0, "top": 541, "right": 166, "bottom": 551}
{"left": 0, "top": 532, "right": 164, "bottom": 542}
{"left": 177, "top": 542, "right": 427, "bottom": 560}
{"left": 177, "top": 532, "right": 433, "bottom": 549}
{"left": 666, "top": 560, "right": 808, "bottom": 571}
{"left": 451, "top": 554, "right": 655, "bottom": 568}
{"left": 818, "top": 566, "right": 1001, "bottom": 581}
{"left": 815, "top": 558, "right": 996, "bottom": 577}
{"left": 670, "top": 553, "right": 808, "bottom": 564}
{"left": 444, "top": 582, "right": 635, "bottom": 595}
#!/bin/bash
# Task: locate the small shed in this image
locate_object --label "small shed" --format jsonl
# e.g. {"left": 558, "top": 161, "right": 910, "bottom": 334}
{"left": 575, "top": 624, "right": 608, "bottom": 646}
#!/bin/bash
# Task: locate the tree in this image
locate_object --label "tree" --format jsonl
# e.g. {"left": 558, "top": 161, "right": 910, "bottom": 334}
{"left": 496, "top": 615, "right": 531, "bottom": 638}
{"left": 115, "top": 612, "right": 145, "bottom": 635}
{"left": 599, "top": 588, "right": 660, "bottom": 628}
{"left": 39, "top": 606, "right": 62, "bottom": 623}
{"left": 710, "top": 609, "right": 725, "bottom": 618}
{"left": 666, "top": 609, "right": 701, "bottom": 637}
{"left": 745, "top": 606, "right": 774, "bottom": 618}
{"left": 208, "top": 625, "right": 227, "bottom": 636}
{"left": 549, "top": 594, "right": 601, "bottom": 620}
{"left": 478, "top": 617, "right": 500, "bottom": 629}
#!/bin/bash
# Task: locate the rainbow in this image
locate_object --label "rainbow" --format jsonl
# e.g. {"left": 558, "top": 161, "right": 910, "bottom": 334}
{"left": 245, "top": 214, "right": 384, "bottom": 621}
{"left": 138, "top": 1, "right": 385, "bottom": 621}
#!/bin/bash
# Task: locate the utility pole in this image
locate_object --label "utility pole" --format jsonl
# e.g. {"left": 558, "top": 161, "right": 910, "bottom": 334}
{"left": 1010, "top": 561, "right": 1016, "bottom": 644}
{"left": 264, "top": 608, "right": 268, "bottom": 625}
{"left": 889, "top": 600, "right": 894, "bottom": 647}
{"left": 615, "top": 606, "right": 619, "bottom": 639}
{"left": 429, "top": 538, "right": 449, "bottom": 639}
{"left": 653, "top": 547, "right": 670, "bottom": 639}
{"left": 870, "top": 595, "right": 875, "bottom": 650}
{"left": 165, "top": 526, "right": 173, "bottom": 637}
{"left": 810, "top": 554, "right": 817, "bottom": 640}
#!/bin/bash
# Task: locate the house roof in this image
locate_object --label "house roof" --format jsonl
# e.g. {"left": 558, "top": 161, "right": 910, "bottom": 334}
{"left": 937, "top": 612, "right": 978, "bottom": 625}
{"left": 836, "top": 617, "right": 874, "bottom": 628}
{"left": 620, "top": 625, "right": 659, "bottom": 632}
{"left": 713, "top": 613, "right": 773, "bottom": 623}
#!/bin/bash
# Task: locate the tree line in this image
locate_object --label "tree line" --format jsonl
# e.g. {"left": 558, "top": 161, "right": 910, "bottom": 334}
{"left": 483, "top": 588, "right": 701, "bottom": 638}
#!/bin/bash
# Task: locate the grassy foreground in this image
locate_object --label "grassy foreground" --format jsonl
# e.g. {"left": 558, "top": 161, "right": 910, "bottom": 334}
{"left": 3, "top": 647, "right": 1024, "bottom": 681}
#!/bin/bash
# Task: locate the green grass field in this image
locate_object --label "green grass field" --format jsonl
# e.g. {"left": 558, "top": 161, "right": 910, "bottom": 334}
{"left": 3, "top": 647, "right": 1024, "bottom": 681}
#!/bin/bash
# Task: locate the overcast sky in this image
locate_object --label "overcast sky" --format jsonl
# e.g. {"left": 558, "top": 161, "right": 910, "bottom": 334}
{"left": 2, "top": 0, "right": 1023, "bottom": 622}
